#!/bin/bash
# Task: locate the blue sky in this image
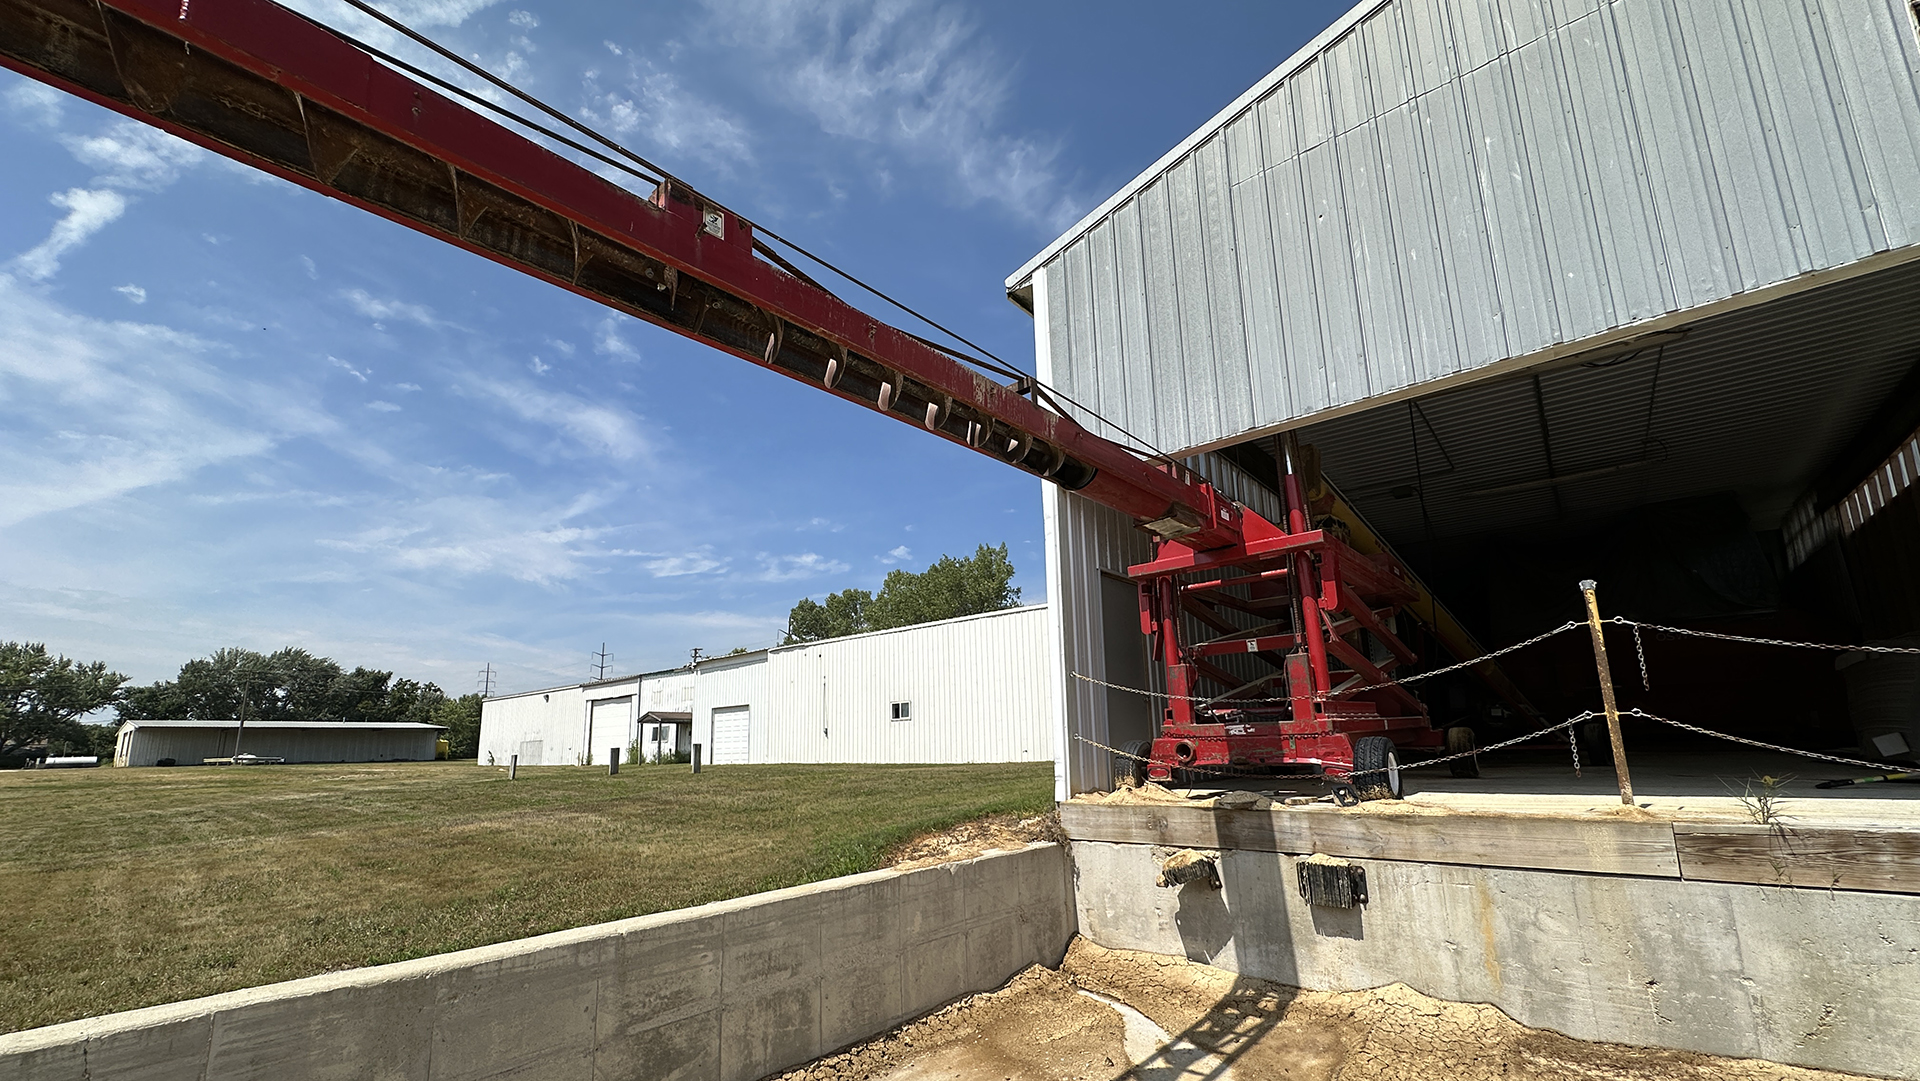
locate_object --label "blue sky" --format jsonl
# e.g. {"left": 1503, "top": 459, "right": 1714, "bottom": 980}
{"left": 0, "top": 0, "right": 1349, "bottom": 695}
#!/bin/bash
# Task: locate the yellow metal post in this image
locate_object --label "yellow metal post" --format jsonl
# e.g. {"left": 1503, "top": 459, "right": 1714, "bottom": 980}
{"left": 1579, "top": 579, "right": 1635, "bottom": 805}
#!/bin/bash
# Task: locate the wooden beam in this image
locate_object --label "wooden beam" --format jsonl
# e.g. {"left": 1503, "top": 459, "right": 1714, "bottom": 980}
{"left": 1059, "top": 802, "right": 1681, "bottom": 878}
{"left": 1674, "top": 823, "right": 1920, "bottom": 894}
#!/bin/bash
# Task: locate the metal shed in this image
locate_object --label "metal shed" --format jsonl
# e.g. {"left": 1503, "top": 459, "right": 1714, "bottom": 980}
{"left": 1013, "top": 0, "right": 1920, "bottom": 797}
{"left": 113, "top": 720, "right": 446, "bottom": 767}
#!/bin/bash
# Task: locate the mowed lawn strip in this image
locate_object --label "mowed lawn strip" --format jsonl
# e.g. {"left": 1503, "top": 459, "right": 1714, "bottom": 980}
{"left": 0, "top": 760, "right": 1054, "bottom": 1033}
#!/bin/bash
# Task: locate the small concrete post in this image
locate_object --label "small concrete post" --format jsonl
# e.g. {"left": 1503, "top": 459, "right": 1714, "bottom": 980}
{"left": 509, "top": 753, "right": 518, "bottom": 780}
{"left": 1579, "top": 579, "right": 1635, "bottom": 806}
{"left": 691, "top": 744, "right": 702, "bottom": 774}
{"left": 608, "top": 749, "right": 619, "bottom": 776}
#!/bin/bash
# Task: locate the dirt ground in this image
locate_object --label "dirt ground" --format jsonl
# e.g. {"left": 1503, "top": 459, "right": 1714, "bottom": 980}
{"left": 774, "top": 938, "right": 1878, "bottom": 1081}
{"left": 888, "top": 811, "right": 1066, "bottom": 871}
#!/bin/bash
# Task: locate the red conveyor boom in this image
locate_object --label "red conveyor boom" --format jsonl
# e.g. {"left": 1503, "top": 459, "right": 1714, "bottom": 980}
{"left": 0, "top": 0, "right": 1243, "bottom": 552}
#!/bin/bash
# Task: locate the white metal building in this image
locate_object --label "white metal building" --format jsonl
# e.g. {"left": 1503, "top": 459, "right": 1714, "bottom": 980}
{"left": 113, "top": 720, "right": 445, "bottom": 767}
{"left": 476, "top": 604, "right": 1052, "bottom": 767}
{"left": 1010, "top": 0, "right": 1920, "bottom": 798}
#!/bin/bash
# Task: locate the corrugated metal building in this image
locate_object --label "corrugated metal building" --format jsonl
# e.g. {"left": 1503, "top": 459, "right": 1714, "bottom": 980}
{"left": 476, "top": 605, "right": 1052, "bottom": 767}
{"left": 113, "top": 721, "right": 445, "bottom": 767}
{"left": 1010, "top": 0, "right": 1920, "bottom": 797}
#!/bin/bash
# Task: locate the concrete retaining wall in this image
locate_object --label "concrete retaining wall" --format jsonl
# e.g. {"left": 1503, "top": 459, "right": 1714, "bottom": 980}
{"left": 1, "top": 843, "right": 1073, "bottom": 1081}
{"left": 1072, "top": 840, "right": 1920, "bottom": 1080}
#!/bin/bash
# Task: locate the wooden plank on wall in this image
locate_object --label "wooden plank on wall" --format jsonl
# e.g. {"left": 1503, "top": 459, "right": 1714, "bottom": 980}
{"left": 1059, "top": 802, "right": 1682, "bottom": 878}
{"left": 1675, "top": 823, "right": 1920, "bottom": 894}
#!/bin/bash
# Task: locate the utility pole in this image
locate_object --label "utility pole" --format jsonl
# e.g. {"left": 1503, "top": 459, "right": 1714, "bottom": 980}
{"left": 592, "top": 643, "right": 613, "bottom": 680}
{"left": 477, "top": 663, "right": 496, "bottom": 698}
{"left": 689, "top": 647, "right": 704, "bottom": 668}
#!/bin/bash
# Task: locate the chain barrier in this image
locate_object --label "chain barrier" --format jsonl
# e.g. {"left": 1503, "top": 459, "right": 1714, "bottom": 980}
{"left": 1607, "top": 618, "right": 1920, "bottom": 655}
{"left": 1630, "top": 622, "right": 1650, "bottom": 691}
{"left": 1620, "top": 708, "right": 1920, "bottom": 775}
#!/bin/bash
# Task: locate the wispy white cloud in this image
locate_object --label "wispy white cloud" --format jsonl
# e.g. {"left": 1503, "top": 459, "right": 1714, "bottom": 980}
{"left": 328, "top": 356, "right": 370, "bottom": 383}
{"left": 699, "top": 0, "right": 1079, "bottom": 227}
{"left": 581, "top": 63, "right": 752, "bottom": 172}
{"left": 2, "top": 80, "right": 64, "bottom": 128}
{"left": 367, "top": 400, "right": 402, "bottom": 412}
{"left": 316, "top": 496, "right": 609, "bottom": 585}
{"left": 0, "top": 276, "right": 325, "bottom": 528}
{"left": 637, "top": 548, "right": 727, "bottom": 577}
{"left": 528, "top": 356, "right": 551, "bottom": 375}
{"left": 757, "top": 551, "right": 849, "bottom": 581}
{"left": 879, "top": 544, "right": 911, "bottom": 564}
{"left": 114, "top": 283, "right": 147, "bottom": 304}
{"left": 594, "top": 317, "right": 642, "bottom": 361}
{"left": 12, "top": 189, "right": 127, "bottom": 281}
{"left": 342, "top": 288, "right": 437, "bottom": 327}
{"left": 61, "top": 120, "right": 208, "bottom": 190}
{"left": 465, "top": 376, "right": 649, "bottom": 461}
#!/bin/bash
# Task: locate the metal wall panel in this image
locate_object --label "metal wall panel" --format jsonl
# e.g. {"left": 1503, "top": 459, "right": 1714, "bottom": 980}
{"left": 762, "top": 607, "right": 1052, "bottom": 766}
{"left": 1011, "top": 0, "right": 1920, "bottom": 456}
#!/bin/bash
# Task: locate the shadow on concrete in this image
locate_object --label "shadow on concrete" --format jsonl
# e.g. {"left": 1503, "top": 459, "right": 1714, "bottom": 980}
{"left": 1308, "top": 902, "right": 1363, "bottom": 940}
{"left": 1122, "top": 812, "right": 1311, "bottom": 1079}
{"left": 1173, "top": 879, "right": 1233, "bottom": 963}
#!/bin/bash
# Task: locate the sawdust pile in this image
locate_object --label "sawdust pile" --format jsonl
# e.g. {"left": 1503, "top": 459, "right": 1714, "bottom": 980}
{"left": 888, "top": 811, "right": 1066, "bottom": 871}
{"left": 774, "top": 964, "right": 1129, "bottom": 1081}
{"left": 775, "top": 938, "right": 1876, "bottom": 1081}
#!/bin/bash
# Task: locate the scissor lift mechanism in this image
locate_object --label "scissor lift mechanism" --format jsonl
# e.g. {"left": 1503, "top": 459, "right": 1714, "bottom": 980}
{"left": 0, "top": 0, "right": 1515, "bottom": 796}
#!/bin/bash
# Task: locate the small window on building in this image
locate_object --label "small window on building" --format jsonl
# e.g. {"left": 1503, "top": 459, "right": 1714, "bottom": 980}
{"left": 648, "top": 726, "right": 663, "bottom": 741}
{"left": 890, "top": 701, "right": 911, "bottom": 722}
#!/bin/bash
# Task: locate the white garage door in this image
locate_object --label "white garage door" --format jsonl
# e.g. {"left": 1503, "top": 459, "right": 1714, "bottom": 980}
{"left": 711, "top": 707, "right": 750, "bottom": 765}
{"left": 589, "top": 697, "right": 632, "bottom": 765}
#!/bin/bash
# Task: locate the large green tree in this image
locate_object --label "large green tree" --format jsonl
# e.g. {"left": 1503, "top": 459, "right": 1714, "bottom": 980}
{"left": 783, "top": 544, "right": 1020, "bottom": 643}
{"left": 118, "top": 647, "right": 450, "bottom": 725}
{"left": 1, "top": 642, "right": 127, "bottom": 758}
{"left": 433, "top": 693, "right": 484, "bottom": 758}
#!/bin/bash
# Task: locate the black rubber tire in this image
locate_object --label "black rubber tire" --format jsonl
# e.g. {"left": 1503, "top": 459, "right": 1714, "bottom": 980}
{"left": 1114, "top": 740, "right": 1151, "bottom": 788}
{"left": 1445, "top": 726, "right": 1481, "bottom": 778}
{"left": 1351, "top": 736, "right": 1402, "bottom": 801}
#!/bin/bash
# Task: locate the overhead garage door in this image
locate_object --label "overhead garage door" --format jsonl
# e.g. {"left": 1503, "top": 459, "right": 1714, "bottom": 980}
{"left": 711, "top": 707, "right": 750, "bottom": 765}
{"left": 589, "top": 697, "right": 632, "bottom": 765}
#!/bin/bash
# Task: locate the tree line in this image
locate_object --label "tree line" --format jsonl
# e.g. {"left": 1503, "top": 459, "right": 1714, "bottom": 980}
{"left": 784, "top": 543, "right": 1021, "bottom": 643}
{"left": 1, "top": 642, "right": 481, "bottom": 763}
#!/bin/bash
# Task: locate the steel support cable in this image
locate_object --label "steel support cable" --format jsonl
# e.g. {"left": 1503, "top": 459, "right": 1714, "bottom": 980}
{"left": 326, "top": 0, "right": 1188, "bottom": 469}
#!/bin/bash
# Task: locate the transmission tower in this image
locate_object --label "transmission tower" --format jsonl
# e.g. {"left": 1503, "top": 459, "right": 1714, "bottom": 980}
{"left": 477, "top": 663, "right": 496, "bottom": 697}
{"left": 592, "top": 643, "right": 614, "bottom": 680}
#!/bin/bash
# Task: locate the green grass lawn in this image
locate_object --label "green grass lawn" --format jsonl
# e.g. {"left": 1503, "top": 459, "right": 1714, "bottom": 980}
{"left": 0, "top": 759, "right": 1054, "bottom": 1033}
